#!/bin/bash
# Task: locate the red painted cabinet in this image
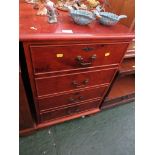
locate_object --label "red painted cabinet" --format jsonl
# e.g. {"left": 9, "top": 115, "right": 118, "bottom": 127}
{"left": 19, "top": 0, "right": 134, "bottom": 130}
{"left": 23, "top": 41, "right": 120, "bottom": 124}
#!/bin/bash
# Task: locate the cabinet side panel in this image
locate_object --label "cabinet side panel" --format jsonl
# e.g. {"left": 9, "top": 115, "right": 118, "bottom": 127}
{"left": 19, "top": 72, "right": 34, "bottom": 130}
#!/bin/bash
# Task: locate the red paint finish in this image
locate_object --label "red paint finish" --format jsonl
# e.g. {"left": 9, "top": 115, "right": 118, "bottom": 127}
{"left": 35, "top": 68, "right": 117, "bottom": 97}
{"left": 40, "top": 99, "right": 101, "bottom": 122}
{"left": 38, "top": 85, "right": 108, "bottom": 111}
{"left": 19, "top": 0, "right": 134, "bottom": 41}
{"left": 20, "top": 0, "right": 134, "bottom": 129}
{"left": 30, "top": 43, "right": 128, "bottom": 74}
{"left": 102, "top": 74, "right": 135, "bottom": 108}
{"left": 19, "top": 70, "right": 35, "bottom": 132}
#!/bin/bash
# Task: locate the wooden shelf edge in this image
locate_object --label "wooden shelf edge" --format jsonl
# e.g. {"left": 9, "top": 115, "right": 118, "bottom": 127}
{"left": 124, "top": 53, "right": 135, "bottom": 58}
{"left": 101, "top": 97, "right": 135, "bottom": 110}
{"left": 119, "top": 70, "right": 135, "bottom": 76}
{"left": 119, "top": 57, "right": 135, "bottom": 76}
{"left": 104, "top": 92, "right": 135, "bottom": 103}
{"left": 101, "top": 73, "right": 135, "bottom": 109}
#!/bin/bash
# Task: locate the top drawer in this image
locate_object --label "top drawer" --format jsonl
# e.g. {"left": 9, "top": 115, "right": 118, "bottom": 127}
{"left": 30, "top": 43, "right": 128, "bottom": 74}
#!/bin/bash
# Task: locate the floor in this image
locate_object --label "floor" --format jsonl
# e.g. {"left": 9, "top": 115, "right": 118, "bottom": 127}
{"left": 20, "top": 102, "right": 135, "bottom": 155}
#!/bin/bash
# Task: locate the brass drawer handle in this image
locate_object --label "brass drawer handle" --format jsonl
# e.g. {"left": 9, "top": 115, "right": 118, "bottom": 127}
{"left": 68, "top": 96, "right": 84, "bottom": 103}
{"left": 67, "top": 107, "right": 80, "bottom": 114}
{"left": 72, "top": 79, "right": 89, "bottom": 88}
{"left": 75, "top": 108, "right": 80, "bottom": 112}
{"left": 75, "top": 54, "right": 96, "bottom": 66}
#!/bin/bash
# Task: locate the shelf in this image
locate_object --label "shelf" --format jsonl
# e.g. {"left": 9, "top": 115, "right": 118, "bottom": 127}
{"left": 124, "top": 39, "right": 135, "bottom": 58}
{"left": 119, "top": 57, "right": 135, "bottom": 76}
{"left": 124, "top": 50, "right": 135, "bottom": 58}
{"left": 101, "top": 75, "right": 135, "bottom": 109}
{"left": 127, "top": 40, "right": 135, "bottom": 50}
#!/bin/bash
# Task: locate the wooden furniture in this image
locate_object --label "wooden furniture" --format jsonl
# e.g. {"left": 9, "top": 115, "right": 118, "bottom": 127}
{"left": 19, "top": 0, "right": 134, "bottom": 133}
{"left": 19, "top": 66, "right": 36, "bottom": 135}
{"left": 100, "top": 0, "right": 135, "bottom": 109}
{"left": 101, "top": 39, "right": 135, "bottom": 109}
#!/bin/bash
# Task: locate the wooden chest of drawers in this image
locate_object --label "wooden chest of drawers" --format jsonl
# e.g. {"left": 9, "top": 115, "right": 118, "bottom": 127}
{"left": 22, "top": 40, "right": 131, "bottom": 126}
{"left": 20, "top": 1, "right": 134, "bottom": 128}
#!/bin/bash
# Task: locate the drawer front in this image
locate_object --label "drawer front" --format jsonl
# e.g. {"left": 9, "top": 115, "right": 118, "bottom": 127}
{"left": 35, "top": 68, "right": 117, "bottom": 97}
{"left": 30, "top": 43, "right": 128, "bottom": 74}
{"left": 40, "top": 99, "right": 100, "bottom": 122}
{"left": 38, "top": 85, "right": 107, "bottom": 111}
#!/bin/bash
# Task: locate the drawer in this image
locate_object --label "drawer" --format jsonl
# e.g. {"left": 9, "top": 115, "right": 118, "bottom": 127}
{"left": 38, "top": 85, "right": 107, "bottom": 111}
{"left": 40, "top": 99, "right": 100, "bottom": 122}
{"left": 30, "top": 43, "right": 128, "bottom": 74}
{"left": 35, "top": 68, "right": 117, "bottom": 97}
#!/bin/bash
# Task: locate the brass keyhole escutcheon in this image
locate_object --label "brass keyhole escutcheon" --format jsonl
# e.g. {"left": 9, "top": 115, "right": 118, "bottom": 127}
{"left": 56, "top": 53, "right": 63, "bottom": 58}
{"left": 105, "top": 52, "right": 110, "bottom": 57}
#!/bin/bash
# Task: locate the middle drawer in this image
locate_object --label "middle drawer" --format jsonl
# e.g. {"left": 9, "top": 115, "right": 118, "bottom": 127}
{"left": 35, "top": 68, "right": 117, "bottom": 97}
{"left": 38, "top": 85, "right": 107, "bottom": 112}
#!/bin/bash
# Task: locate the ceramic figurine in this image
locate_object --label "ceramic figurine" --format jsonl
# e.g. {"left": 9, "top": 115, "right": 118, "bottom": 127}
{"left": 93, "top": 9, "right": 127, "bottom": 26}
{"left": 25, "top": 0, "right": 38, "bottom": 4}
{"left": 45, "top": 0, "right": 58, "bottom": 23}
{"left": 79, "top": 3, "right": 87, "bottom": 10}
{"left": 56, "top": 0, "right": 66, "bottom": 11}
{"left": 86, "top": 0, "right": 100, "bottom": 9}
{"left": 37, "top": 0, "right": 47, "bottom": 15}
{"left": 65, "top": 6, "right": 95, "bottom": 25}
{"left": 25, "top": 0, "right": 40, "bottom": 9}
{"left": 56, "top": 0, "right": 74, "bottom": 11}
{"left": 72, "top": 0, "right": 87, "bottom": 10}
{"left": 56, "top": 0, "right": 87, "bottom": 11}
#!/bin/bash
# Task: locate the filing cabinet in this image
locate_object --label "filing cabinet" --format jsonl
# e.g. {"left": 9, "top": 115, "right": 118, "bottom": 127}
{"left": 23, "top": 41, "right": 127, "bottom": 124}
{"left": 20, "top": 0, "right": 134, "bottom": 129}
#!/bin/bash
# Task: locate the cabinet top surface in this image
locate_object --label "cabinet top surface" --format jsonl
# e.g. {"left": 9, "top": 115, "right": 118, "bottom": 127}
{"left": 20, "top": 1, "right": 134, "bottom": 41}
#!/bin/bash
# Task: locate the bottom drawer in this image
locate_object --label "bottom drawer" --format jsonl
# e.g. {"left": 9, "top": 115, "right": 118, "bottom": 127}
{"left": 40, "top": 99, "right": 101, "bottom": 122}
{"left": 38, "top": 85, "right": 107, "bottom": 112}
